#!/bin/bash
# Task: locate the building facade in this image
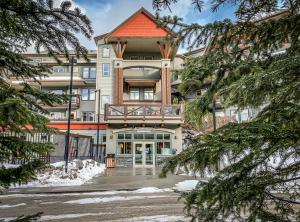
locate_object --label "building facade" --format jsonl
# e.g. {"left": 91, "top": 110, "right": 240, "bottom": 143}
{"left": 95, "top": 8, "right": 184, "bottom": 167}
{"left": 17, "top": 8, "right": 184, "bottom": 167}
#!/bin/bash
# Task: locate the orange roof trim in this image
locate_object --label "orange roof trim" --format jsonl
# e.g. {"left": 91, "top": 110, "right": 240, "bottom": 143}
{"left": 110, "top": 10, "right": 168, "bottom": 38}
{"left": 94, "top": 8, "right": 173, "bottom": 43}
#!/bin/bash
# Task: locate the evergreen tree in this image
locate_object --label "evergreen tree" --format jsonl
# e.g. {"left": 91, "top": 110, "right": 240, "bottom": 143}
{"left": 154, "top": 0, "right": 300, "bottom": 221}
{"left": 0, "top": 0, "right": 92, "bottom": 189}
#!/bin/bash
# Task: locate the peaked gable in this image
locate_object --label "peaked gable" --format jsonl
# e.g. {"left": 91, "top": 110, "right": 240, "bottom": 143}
{"left": 110, "top": 10, "right": 168, "bottom": 38}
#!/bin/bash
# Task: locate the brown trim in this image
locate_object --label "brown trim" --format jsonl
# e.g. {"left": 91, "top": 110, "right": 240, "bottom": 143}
{"left": 157, "top": 42, "right": 173, "bottom": 59}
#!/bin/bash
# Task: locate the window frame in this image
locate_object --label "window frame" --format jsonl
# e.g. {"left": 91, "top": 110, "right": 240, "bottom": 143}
{"left": 81, "top": 88, "right": 96, "bottom": 101}
{"left": 82, "top": 67, "right": 96, "bottom": 79}
{"left": 102, "top": 63, "right": 110, "bottom": 77}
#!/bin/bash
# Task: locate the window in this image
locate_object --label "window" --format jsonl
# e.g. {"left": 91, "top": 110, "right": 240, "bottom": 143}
{"left": 134, "top": 134, "right": 143, "bottom": 140}
{"left": 83, "top": 67, "right": 96, "bottom": 79}
{"left": 117, "top": 142, "right": 132, "bottom": 154}
{"left": 52, "top": 66, "right": 66, "bottom": 73}
{"left": 129, "top": 88, "right": 140, "bottom": 100}
{"left": 51, "top": 89, "right": 63, "bottom": 95}
{"left": 117, "top": 133, "right": 132, "bottom": 155}
{"left": 156, "top": 133, "right": 172, "bottom": 155}
{"left": 130, "top": 56, "right": 139, "bottom": 60}
{"left": 101, "top": 95, "right": 110, "bottom": 109}
{"left": 49, "top": 112, "right": 66, "bottom": 120}
{"left": 102, "top": 63, "right": 110, "bottom": 77}
{"left": 102, "top": 135, "right": 106, "bottom": 143}
{"left": 102, "top": 48, "right": 110, "bottom": 58}
{"left": 144, "top": 88, "right": 154, "bottom": 100}
{"left": 82, "top": 88, "right": 95, "bottom": 101}
{"left": 81, "top": 112, "right": 95, "bottom": 122}
{"left": 145, "top": 134, "right": 154, "bottom": 140}
{"left": 144, "top": 56, "right": 153, "bottom": 60}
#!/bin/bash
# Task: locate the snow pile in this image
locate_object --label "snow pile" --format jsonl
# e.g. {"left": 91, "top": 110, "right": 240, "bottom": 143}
{"left": 1, "top": 163, "right": 20, "bottom": 169}
{"left": 12, "top": 159, "right": 106, "bottom": 188}
{"left": 0, "top": 203, "right": 26, "bottom": 209}
{"left": 64, "top": 195, "right": 169, "bottom": 205}
{"left": 173, "top": 180, "right": 200, "bottom": 192}
{"left": 135, "top": 187, "right": 172, "bottom": 193}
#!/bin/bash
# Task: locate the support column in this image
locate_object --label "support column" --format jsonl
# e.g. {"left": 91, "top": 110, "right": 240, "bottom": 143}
{"left": 118, "top": 68, "right": 123, "bottom": 104}
{"left": 114, "top": 67, "right": 123, "bottom": 104}
{"left": 114, "top": 68, "right": 119, "bottom": 104}
{"left": 165, "top": 68, "right": 171, "bottom": 104}
{"left": 112, "top": 40, "right": 126, "bottom": 105}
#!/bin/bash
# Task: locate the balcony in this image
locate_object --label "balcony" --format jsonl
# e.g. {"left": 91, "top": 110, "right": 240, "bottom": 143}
{"left": 105, "top": 104, "right": 184, "bottom": 124}
{"left": 43, "top": 95, "right": 80, "bottom": 110}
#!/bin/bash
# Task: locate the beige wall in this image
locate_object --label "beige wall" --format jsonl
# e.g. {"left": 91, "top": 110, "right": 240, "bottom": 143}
{"left": 96, "top": 40, "right": 116, "bottom": 115}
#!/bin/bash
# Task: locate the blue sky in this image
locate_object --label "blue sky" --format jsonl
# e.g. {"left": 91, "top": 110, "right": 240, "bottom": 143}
{"left": 71, "top": 0, "right": 236, "bottom": 52}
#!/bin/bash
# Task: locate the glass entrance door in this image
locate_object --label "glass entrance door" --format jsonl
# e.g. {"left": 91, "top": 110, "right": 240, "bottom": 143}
{"left": 133, "top": 142, "right": 155, "bottom": 167}
{"left": 134, "top": 143, "right": 143, "bottom": 166}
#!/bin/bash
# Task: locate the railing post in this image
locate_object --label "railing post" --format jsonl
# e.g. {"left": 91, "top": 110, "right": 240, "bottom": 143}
{"left": 124, "top": 105, "right": 127, "bottom": 121}
{"left": 104, "top": 104, "right": 108, "bottom": 121}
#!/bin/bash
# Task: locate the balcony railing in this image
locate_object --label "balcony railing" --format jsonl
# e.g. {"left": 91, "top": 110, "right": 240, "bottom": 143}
{"left": 105, "top": 104, "right": 183, "bottom": 122}
{"left": 43, "top": 95, "right": 80, "bottom": 110}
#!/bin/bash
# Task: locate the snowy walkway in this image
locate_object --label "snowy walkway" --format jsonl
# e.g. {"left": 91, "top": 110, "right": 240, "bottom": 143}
{"left": 1, "top": 168, "right": 194, "bottom": 222}
{"left": 8, "top": 167, "right": 192, "bottom": 194}
{"left": 0, "top": 187, "right": 190, "bottom": 221}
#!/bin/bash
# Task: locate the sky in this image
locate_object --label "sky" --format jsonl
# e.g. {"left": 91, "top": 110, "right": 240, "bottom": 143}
{"left": 65, "top": 0, "right": 236, "bottom": 53}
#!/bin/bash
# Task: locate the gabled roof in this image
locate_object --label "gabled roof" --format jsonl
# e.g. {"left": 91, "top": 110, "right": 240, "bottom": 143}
{"left": 94, "top": 7, "right": 173, "bottom": 43}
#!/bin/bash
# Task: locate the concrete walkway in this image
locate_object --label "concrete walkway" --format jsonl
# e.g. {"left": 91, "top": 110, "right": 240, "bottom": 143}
{"left": 8, "top": 167, "right": 191, "bottom": 194}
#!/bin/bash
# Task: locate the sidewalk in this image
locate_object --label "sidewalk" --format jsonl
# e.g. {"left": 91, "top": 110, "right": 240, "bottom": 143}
{"left": 7, "top": 167, "right": 191, "bottom": 194}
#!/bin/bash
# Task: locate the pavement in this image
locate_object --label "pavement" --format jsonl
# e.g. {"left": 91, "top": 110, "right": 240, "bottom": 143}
{"left": 0, "top": 167, "right": 192, "bottom": 222}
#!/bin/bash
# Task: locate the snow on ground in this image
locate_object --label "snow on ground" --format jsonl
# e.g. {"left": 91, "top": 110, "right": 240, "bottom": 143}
{"left": 38, "top": 212, "right": 111, "bottom": 221}
{"left": 1, "top": 163, "right": 20, "bottom": 169}
{"left": 10, "top": 159, "right": 106, "bottom": 188}
{"left": 173, "top": 180, "right": 200, "bottom": 191}
{"left": 0, "top": 203, "right": 26, "bottom": 209}
{"left": 109, "top": 215, "right": 190, "bottom": 222}
{"left": 1, "top": 187, "right": 173, "bottom": 198}
{"left": 64, "top": 195, "right": 169, "bottom": 204}
{"left": 0, "top": 213, "right": 112, "bottom": 222}
{"left": 135, "top": 187, "right": 172, "bottom": 193}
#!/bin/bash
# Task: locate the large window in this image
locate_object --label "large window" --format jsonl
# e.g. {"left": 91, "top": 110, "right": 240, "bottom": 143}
{"left": 52, "top": 66, "right": 67, "bottom": 73}
{"left": 83, "top": 67, "right": 96, "bottom": 79}
{"left": 102, "top": 63, "right": 110, "bottom": 77}
{"left": 156, "top": 133, "right": 172, "bottom": 155}
{"left": 101, "top": 95, "right": 110, "bottom": 109}
{"left": 81, "top": 111, "right": 95, "bottom": 122}
{"left": 82, "top": 88, "right": 95, "bottom": 101}
{"left": 129, "top": 88, "right": 140, "bottom": 100}
{"left": 116, "top": 132, "right": 172, "bottom": 156}
{"left": 144, "top": 88, "right": 154, "bottom": 100}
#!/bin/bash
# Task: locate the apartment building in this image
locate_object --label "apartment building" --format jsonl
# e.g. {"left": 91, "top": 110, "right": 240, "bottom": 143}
{"left": 94, "top": 8, "right": 184, "bottom": 167}
{"left": 17, "top": 51, "right": 107, "bottom": 149}
{"left": 13, "top": 8, "right": 184, "bottom": 167}
{"left": 172, "top": 10, "right": 290, "bottom": 132}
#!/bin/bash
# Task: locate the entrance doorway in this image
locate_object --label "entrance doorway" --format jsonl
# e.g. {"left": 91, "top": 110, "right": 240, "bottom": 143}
{"left": 133, "top": 142, "right": 155, "bottom": 167}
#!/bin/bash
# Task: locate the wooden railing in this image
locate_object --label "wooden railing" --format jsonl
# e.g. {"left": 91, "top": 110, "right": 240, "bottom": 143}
{"left": 105, "top": 104, "right": 183, "bottom": 122}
